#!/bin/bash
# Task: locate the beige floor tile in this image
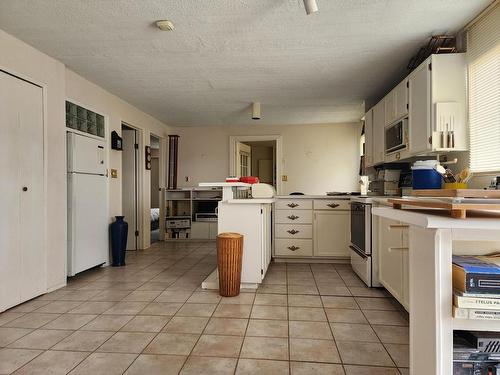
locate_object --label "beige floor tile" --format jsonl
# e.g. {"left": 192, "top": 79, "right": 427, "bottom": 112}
{"left": 363, "top": 310, "right": 408, "bottom": 326}
{"left": 180, "top": 356, "right": 237, "bottom": 375}
{"left": 330, "top": 323, "right": 379, "bottom": 342}
{"left": 97, "top": 332, "right": 156, "bottom": 354}
{"left": 0, "top": 348, "right": 42, "bottom": 374}
{"left": 187, "top": 291, "right": 222, "bottom": 304}
{"left": 220, "top": 293, "right": 255, "bottom": 305}
{"left": 372, "top": 325, "right": 409, "bottom": 344}
{"left": 0, "top": 328, "right": 32, "bottom": 347}
{"left": 34, "top": 301, "right": 83, "bottom": 314}
{"left": 385, "top": 343, "right": 409, "bottom": 367}
{"left": 289, "top": 338, "right": 340, "bottom": 363}
{"left": 155, "top": 290, "right": 193, "bottom": 303}
{"left": 251, "top": 305, "right": 288, "bottom": 320}
{"left": 254, "top": 294, "right": 288, "bottom": 306}
{"left": 257, "top": 284, "right": 287, "bottom": 294}
{"left": 163, "top": 316, "right": 208, "bottom": 334}
{"left": 240, "top": 336, "right": 288, "bottom": 360}
{"left": 89, "top": 290, "right": 131, "bottom": 302}
{"left": 288, "top": 307, "right": 326, "bottom": 321}
{"left": 287, "top": 284, "right": 319, "bottom": 295}
{"left": 191, "top": 334, "right": 243, "bottom": 357}
{"left": 13, "top": 350, "right": 89, "bottom": 375}
{"left": 136, "top": 282, "right": 174, "bottom": 291}
{"left": 348, "top": 287, "right": 389, "bottom": 298}
{"left": 343, "top": 365, "right": 400, "bottom": 375}
{"left": 325, "top": 308, "right": 368, "bottom": 324}
{"left": 3, "top": 313, "right": 60, "bottom": 329}
{"left": 317, "top": 285, "right": 351, "bottom": 296}
{"left": 43, "top": 314, "right": 97, "bottom": 330}
{"left": 144, "top": 333, "right": 199, "bottom": 355}
{"left": 246, "top": 319, "right": 289, "bottom": 338}
{"left": 7, "top": 300, "right": 50, "bottom": 314}
{"left": 355, "top": 297, "right": 397, "bottom": 311}
{"left": 0, "top": 312, "right": 26, "bottom": 326}
{"left": 67, "top": 301, "right": 117, "bottom": 314}
{"left": 139, "top": 302, "right": 182, "bottom": 316}
{"left": 124, "top": 354, "right": 186, "bottom": 375}
{"left": 58, "top": 290, "right": 101, "bottom": 301}
{"left": 103, "top": 301, "right": 149, "bottom": 315}
{"left": 214, "top": 304, "right": 252, "bottom": 318}
{"left": 121, "top": 315, "right": 170, "bottom": 332}
{"left": 53, "top": 331, "right": 115, "bottom": 351}
{"left": 176, "top": 303, "right": 217, "bottom": 317}
{"left": 68, "top": 352, "right": 137, "bottom": 375}
{"left": 337, "top": 341, "right": 395, "bottom": 367}
{"left": 398, "top": 368, "right": 409, "bottom": 375}
{"left": 8, "top": 329, "right": 72, "bottom": 350}
{"left": 287, "top": 295, "right": 322, "bottom": 307}
{"left": 204, "top": 318, "right": 248, "bottom": 336}
{"left": 236, "top": 358, "right": 289, "bottom": 375}
{"left": 289, "top": 321, "right": 332, "bottom": 339}
{"left": 80, "top": 315, "right": 134, "bottom": 331}
{"left": 122, "top": 291, "right": 162, "bottom": 302}
{"left": 321, "top": 296, "right": 358, "bottom": 309}
{"left": 290, "top": 361, "right": 345, "bottom": 375}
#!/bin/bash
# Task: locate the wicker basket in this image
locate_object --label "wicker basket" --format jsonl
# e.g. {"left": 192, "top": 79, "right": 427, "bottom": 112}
{"left": 217, "top": 233, "right": 243, "bottom": 297}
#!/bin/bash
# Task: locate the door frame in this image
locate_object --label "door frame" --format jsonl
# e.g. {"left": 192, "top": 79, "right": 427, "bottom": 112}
{"left": 229, "top": 135, "right": 283, "bottom": 195}
{"left": 149, "top": 132, "right": 166, "bottom": 243}
{"left": 121, "top": 122, "right": 143, "bottom": 250}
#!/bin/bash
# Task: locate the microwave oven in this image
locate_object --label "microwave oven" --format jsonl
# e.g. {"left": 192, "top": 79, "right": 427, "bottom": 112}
{"left": 385, "top": 118, "right": 408, "bottom": 154}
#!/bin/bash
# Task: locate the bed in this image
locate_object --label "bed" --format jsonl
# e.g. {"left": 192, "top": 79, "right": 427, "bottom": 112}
{"left": 151, "top": 208, "right": 160, "bottom": 230}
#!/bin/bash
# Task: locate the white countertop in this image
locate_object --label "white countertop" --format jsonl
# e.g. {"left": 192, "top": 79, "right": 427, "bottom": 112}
{"left": 199, "top": 182, "right": 251, "bottom": 187}
{"left": 224, "top": 199, "right": 275, "bottom": 204}
{"left": 274, "top": 195, "right": 352, "bottom": 200}
{"left": 373, "top": 206, "right": 500, "bottom": 230}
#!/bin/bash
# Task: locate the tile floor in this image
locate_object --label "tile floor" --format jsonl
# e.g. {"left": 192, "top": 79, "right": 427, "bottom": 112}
{"left": 0, "top": 241, "right": 409, "bottom": 374}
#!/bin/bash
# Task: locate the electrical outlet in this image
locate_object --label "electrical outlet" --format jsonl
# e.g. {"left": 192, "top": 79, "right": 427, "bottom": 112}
{"left": 282, "top": 175, "right": 288, "bottom": 182}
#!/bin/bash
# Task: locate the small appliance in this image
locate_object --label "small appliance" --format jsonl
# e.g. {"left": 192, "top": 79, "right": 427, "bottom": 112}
{"left": 251, "top": 183, "right": 276, "bottom": 198}
{"left": 385, "top": 118, "right": 408, "bottom": 154}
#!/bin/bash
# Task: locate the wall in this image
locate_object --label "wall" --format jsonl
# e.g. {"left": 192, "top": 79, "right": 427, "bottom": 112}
{"left": 66, "top": 69, "right": 170, "bottom": 249}
{"left": 0, "top": 30, "right": 66, "bottom": 291}
{"left": 173, "top": 123, "right": 362, "bottom": 195}
{"left": 248, "top": 144, "right": 274, "bottom": 181}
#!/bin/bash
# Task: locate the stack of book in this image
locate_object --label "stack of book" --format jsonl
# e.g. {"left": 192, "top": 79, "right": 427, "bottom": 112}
{"left": 452, "top": 254, "right": 500, "bottom": 321}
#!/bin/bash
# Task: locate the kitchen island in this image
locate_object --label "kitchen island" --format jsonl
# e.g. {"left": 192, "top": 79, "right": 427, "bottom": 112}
{"left": 373, "top": 206, "right": 500, "bottom": 375}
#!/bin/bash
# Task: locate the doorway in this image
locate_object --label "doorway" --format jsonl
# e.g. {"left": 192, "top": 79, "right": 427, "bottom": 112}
{"left": 121, "top": 123, "right": 139, "bottom": 250}
{"left": 150, "top": 134, "right": 161, "bottom": 244}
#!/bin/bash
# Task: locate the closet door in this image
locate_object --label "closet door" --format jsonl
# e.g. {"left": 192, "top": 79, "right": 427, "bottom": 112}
{"left": 0, "top": 71, "right": 45, "bottom": 310}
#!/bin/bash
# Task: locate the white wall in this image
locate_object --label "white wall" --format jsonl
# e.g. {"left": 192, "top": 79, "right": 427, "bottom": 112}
{"left": 0, "top": 30, "right": 67, "bottom": 291}
{"left": 174, "top": 123, "right": 362, "bottom": 195}
{"left": 66, "top": 69, "right": 170, "bottom": 249}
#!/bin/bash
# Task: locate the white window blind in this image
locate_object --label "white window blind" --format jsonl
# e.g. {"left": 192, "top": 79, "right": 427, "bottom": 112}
{"left": 467, "top": 4, "right": 500, "bottom": 173}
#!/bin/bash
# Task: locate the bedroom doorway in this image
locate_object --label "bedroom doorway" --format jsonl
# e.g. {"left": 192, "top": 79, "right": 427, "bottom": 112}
{"left": 150, "top": 134, "right": 161, "bottom": 244}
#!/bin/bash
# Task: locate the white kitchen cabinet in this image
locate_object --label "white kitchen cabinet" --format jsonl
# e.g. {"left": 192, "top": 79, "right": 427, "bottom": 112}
{"left": 408, "top": 61, "right": 431, "bottom": 155}
{"left": 313, "top": 211, "right": 350, "bottom": 257}
{"left": 385, "top": 80, "right": 409, "bottom": 126}
{"left": 0, "top": 71, "right": 46, "bottom": 312}
{"left": 191, "top": 222, "right": 218, "bottom": 239}
{"left": 372, "top": 100, "right": 385, "bottom": 165}
{"left": 364, "top": 108, "right": 374, "bottom": 167}
{"left": 384, "top": 88, "right": 396, "bottom": 126}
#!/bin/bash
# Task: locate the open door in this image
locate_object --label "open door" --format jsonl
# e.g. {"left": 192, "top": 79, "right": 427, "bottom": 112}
{"left": 236, "top": 142, "right": 251, "bottom": 177}
{"left": 122, "top": 124, "right": 139, "bottom": 250}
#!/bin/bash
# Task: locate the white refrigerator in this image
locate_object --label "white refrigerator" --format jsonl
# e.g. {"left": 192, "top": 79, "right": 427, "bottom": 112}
{"left": 67, "top": 132, "right": 108, "bottom": 276}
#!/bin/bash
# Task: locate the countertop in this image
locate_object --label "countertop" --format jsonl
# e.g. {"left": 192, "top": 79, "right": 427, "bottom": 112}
{"left": 274, "top": 195, "right": 353, "bottom": 200}
{"left": 224, "top": 199, "right": 275, "bottom": 204}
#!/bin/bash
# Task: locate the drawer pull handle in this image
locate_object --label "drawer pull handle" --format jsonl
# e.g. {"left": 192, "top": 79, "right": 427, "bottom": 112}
{"left": 287, "top": 203, "right": 299, "bottom": 208}
{"left": 287, "top": 229, "right": 299, "bottom": 235}
{"left": 389, "top": 247, "right": 409, "bottom": 252}
{"left": 327, "top": 203, "right": 340, "bottom": 208}
{"left": 389, "top": 224, "right": 410, "bottom": 229}
{"left": 287, "top": 215, "right": 299, "bottom": 220}
{"left": 287, "top": 245, "right": 300, "bottom": 251}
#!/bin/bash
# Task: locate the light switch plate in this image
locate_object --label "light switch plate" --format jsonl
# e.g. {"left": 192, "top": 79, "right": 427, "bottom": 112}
{"left": 282, "top": 175, "right": 288, "bottom": 181}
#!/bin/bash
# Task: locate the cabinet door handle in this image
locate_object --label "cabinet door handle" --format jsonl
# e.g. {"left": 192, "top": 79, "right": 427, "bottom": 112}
{"left": 287, "top": 245, "right": 300, "bottom": 251}
{"left": 327, "top": 203, "right": 340, "bottom": 208}
{"left": 287, "top": 203, "right": 299, "bottom": 208}
{"left": 287, "top": 229, "right": 299, "bottom": 235}
{"left": 287, "top": 215, "right": 299, "bottom": 220}
{"left": 389, "top": 224, "right": 409, "bottom": 229}
{"left": 389, "top": 247, "right": 409, "bottom": 252}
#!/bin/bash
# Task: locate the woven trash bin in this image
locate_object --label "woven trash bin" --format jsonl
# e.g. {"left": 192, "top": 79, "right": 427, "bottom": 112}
{"left": 217, "top": 232, "right": 243, "bottom": 297}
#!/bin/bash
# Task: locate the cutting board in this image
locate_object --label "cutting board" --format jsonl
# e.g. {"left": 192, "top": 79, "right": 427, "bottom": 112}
{"left": 412, "top": 189, "right": 500, "bottom": 199}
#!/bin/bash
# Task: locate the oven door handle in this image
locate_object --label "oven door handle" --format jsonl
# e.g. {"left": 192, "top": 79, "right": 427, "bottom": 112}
{"left": 349, "top": 245, "right": 368, "bottom": 259}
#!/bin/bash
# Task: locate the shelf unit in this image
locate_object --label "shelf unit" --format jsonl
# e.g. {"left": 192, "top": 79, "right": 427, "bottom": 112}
{"left": 165, "top": 187, "right": 222, "bottom": 239}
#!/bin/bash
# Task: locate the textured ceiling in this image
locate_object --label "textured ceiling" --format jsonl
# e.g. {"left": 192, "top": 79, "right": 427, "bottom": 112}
{"left": 0, "top": 0, "right": 491, "bottom": 126}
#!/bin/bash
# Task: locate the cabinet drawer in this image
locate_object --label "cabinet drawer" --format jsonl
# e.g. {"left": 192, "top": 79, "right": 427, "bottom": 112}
{"left": 313, "top": 199, "right": 350, "bottom": 210}
{"left": 275, "top": 209, "right": 312, "bottom": 224}
{"left": 275, "top": 224, "right": 312, "bottom": 239}
{"left": 275, "top": 199, "right": 312, "bottom": 210}
{"left": 275, "top": 239, "right": 313, "bottom": 257}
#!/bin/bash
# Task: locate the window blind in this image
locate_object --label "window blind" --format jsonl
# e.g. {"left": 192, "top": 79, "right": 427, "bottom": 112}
{"left": 467, "top": 3, "right": 500, "bottom": 173}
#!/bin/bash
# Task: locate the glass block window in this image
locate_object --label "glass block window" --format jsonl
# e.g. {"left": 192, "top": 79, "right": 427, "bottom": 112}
{"left": 66, "top": 101, "right": 105, "bottom": 138}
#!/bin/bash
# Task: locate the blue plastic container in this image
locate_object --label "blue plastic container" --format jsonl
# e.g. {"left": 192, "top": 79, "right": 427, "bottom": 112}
{"left": 412, "top": 161, "right": 442, "bottom": 189}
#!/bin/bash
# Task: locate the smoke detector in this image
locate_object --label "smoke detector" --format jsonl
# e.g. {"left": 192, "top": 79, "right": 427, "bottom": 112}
{"left": 156, "top": 20, "right": 175, "bottom": 31}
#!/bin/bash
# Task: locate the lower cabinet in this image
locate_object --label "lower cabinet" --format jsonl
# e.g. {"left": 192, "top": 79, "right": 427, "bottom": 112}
{"left": 313, "top": 211, "right": 350, "bottom": 257}
{"left": 378, "top": 216, "right": 409, "bottom": 310}
{"left": 191, "top": 222, "right": 218, "bottom": 239}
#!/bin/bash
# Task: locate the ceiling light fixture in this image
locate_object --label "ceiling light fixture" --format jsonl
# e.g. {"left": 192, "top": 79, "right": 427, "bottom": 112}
{"left": 252, "top": 102, "right": 261, "bottom": 120}
{"left": 303, "top": 0, "right": 318, "bottom": 15}
{"left": 156, "top": 20, "right": 175, "bottom": 31}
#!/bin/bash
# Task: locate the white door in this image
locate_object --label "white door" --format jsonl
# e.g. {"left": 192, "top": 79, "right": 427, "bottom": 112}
{"left": 409, "top": 62, "right": 431, "bottom": 154}
{"left": 378, "top": 217, "right": 404, "bottom": 302}
{"left": 236, "top": 142, "right": 251, "bottom": 177}
{"left": 122, "top": 128, "right": 137, "bottom": 250}
{"left": 313, "top": 211, "right": 350, "bottom": 257}
{"left": 67, "top": 133, "right": 106, "bottom": 174}
{"left": 261, "top": 204, "right": 272, "bottom": 278}
{"left": 0, "top": 71, "right": 45, "bottom": 310}
{"left": 395, "top": 79, "right": 409, "bottom": 120}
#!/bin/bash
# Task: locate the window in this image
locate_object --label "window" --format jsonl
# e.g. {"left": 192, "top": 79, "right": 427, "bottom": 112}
{"left": 467, "top": 4, "right": 500, "bottom": 173}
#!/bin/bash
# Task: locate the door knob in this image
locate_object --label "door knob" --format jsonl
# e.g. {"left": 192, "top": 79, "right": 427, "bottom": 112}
{"left": 22, "top": 187, "right": 28, "bottom": 192}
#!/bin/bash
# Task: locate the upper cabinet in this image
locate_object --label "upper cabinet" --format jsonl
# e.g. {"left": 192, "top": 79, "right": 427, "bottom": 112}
{"left": 365, "top": 53, "right": 467, "bottom": 166}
